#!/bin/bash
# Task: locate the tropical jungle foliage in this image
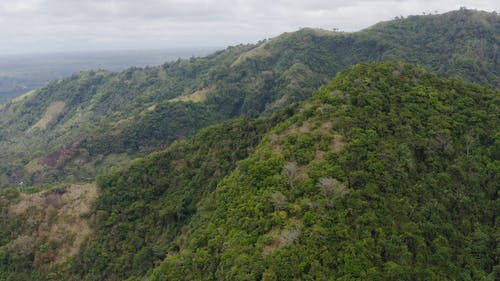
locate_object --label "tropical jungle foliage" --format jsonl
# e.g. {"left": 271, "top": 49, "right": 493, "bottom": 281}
{"left": 0, "top": 9, "right": 498, "bottom": 281}
{"left": 141, "top": 62, "right": 499, "bottom": 281}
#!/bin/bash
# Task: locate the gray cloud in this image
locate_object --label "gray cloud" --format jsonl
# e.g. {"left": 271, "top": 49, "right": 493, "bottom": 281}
{"left": 0, "top": 0, "right": 498, "bottom": 54}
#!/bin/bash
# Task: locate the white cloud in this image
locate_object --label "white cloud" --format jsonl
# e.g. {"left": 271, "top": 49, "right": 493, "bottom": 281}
{"left": 0, "top": 0, "right": 498, "bottom": 54}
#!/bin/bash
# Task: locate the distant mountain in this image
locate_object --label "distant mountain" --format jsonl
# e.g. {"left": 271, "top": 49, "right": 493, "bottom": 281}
{"left": 0, "top": 9, "right": 497, "bottom": 188}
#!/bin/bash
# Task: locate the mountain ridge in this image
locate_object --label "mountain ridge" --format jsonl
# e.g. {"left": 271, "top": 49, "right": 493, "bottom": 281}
{"left": 0, "top": 8, "right": 498, "bottom": 188}
{"left": 66, "top": 62, "right": 498, "bottom": 281}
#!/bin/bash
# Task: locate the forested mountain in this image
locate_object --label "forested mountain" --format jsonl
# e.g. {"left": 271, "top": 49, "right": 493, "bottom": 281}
{"left": 0, "top": 112, "right": 296, "bottom": 280}
{"left": 0, "top": 8, "right": 498, "bottom": 188}
{"left": 3, "top": 62, "right": 496, "bottom": 280}
{"left": 145, "top": 62, "right": 498, "bottom": 281}
{"left": 85, "top": 63, "right": 498, "bottom": 280}
{"left": 0, "top": 9, "right": 499, "bottom": 281}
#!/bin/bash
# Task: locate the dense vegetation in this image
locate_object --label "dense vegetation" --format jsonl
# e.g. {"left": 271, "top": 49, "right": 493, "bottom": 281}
{"left": 364, "top": 9, "right": 499, "bottom": 88}
{"left": 70, "top": 110, "right": 296, "bottom": 280}
{"left": 0, "top": 110, "right": 295, "bottom": 280}
{"left": 146, "top": 63, "right": 498, "bottom": 280}
{"left": 0, "top": 9, "right": 497, "bottom": 187}
{"left": 5, "top": 62, "right": 494, "bottom": 281}
{"left": 0, "top": 9, "right": 498, "bottom": 281}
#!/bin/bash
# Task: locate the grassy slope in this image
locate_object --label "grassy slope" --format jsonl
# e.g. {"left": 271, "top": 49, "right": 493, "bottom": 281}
{"left": 0, "top": 184, "right": 97, "bottom": 281}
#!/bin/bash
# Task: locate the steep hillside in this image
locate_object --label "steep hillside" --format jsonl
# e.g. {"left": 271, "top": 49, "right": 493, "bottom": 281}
{"left": 146, "top": 63, "right": 498, "bottom": 280}
{"left": 70, "top": 111, "right": 297, "bottom": 281}
{"left": 0, "top": 109, "right": 296, "bottom": 280}
{"left": 25, "top": 62, "right": 496, "bottom": 280}
{"left": 0, "top": 9, "right": 498, "bottom": 187}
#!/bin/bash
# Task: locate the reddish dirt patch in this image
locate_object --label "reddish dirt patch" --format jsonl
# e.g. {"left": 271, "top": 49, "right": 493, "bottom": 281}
{"left": 40, "top": 140, "right": 81, "bottom": 167}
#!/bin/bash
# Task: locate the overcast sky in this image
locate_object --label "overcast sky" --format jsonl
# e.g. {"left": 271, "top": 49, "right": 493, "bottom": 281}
{"left": 0, "top": 0, "right": 498, "bottom": 54}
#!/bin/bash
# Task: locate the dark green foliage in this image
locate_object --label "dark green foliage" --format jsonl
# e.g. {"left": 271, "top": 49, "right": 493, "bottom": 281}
{"left": 69, "top": 109, "right": 295, "bottom": 281}
{"left": 148, "top": 63, "right": 498, "bottom": 280}
{"left": 366, "top": 8, "right": 500, "bottom": 88}
{"left": 80, "top": 102, "right": 224, "bottom": 156}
